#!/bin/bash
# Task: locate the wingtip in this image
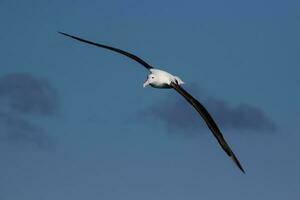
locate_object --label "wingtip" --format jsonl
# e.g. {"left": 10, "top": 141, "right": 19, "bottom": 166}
{"left": 58, "top": 31, "right": 68, "bottom": 36}
{"left": 239, "top": 165, "right": 246, "bottom": 174}
{"left": 230, "top": 154, "right": 246, "bottom": 174}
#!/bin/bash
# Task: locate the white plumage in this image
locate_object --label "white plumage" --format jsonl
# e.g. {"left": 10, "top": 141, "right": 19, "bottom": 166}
{"left": 143, "top": 69, "right": 184, "bottom": 88}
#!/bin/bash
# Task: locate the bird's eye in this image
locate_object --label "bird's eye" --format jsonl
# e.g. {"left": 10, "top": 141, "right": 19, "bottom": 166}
{"left": 151, "top": 77, "right": 154, "bottom": 79}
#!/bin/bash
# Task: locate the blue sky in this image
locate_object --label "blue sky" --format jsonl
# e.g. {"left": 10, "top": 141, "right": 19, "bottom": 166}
{"left": 1, "top": 0, "right": 300, "bottom": 199}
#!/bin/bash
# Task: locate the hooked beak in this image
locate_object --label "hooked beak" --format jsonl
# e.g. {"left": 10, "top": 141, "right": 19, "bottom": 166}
{"left": 143, "top": 79, "right": 150, "bottom": 88}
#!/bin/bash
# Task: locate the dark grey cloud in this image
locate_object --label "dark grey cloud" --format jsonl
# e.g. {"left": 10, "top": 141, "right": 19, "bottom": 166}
{"left": 0, "top": 73, "right": 59, "bottom": 147}
{"left": 139, "top": 85, "right": 276, "bottom": 136}
{"left": 0, "top": 73, "right": 58, "bottom": 115}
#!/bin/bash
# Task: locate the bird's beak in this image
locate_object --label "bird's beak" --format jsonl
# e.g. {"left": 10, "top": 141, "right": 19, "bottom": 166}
{"left": 143, "top": 79, "right": 150, "bottom": 88}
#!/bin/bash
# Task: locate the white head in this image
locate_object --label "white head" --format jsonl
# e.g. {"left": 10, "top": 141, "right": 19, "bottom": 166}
{"left": 143, "top": 73, "right": 157, "bottom": 87}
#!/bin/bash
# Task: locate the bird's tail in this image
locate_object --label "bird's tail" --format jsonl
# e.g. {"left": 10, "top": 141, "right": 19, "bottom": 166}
{"left": 174, "top": 76, "right": 184, "bottom": 85}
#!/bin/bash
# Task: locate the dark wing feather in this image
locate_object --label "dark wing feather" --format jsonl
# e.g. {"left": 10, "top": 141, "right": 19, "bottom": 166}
{"left": 171, "top": 82, "right": 245, "bottom": 173}
{"left": 58, "top": 31, "right": 153, "bottom": 70}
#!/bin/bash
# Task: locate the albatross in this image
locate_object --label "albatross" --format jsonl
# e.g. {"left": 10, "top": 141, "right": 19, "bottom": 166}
{"left": 58, "top": 31, "right": 245, "bottom": 173}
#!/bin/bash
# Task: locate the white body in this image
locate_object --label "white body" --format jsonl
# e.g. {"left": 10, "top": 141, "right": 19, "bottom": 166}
{"left": 143, "top": 69, "right": 184, "bottom": 88}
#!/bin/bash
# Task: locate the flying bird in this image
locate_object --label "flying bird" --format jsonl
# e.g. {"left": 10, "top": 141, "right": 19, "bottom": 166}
{"left": 58, "top": 31, "right": 245, "bottom": 173}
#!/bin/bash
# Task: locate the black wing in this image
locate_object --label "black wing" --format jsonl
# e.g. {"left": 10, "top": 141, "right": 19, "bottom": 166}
{"left": 171, "top": 82, "right": 245, "bottom": 173}
{"left": 58, "top": 31, "right": 153, "bottom": 70}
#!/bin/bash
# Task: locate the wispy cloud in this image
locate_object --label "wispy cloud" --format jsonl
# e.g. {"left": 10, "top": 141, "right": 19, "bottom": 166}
{"left": 0, "top": 73, "right": 59, "bottom": 147}
{"left": 139, "top": 85, "right": 276, "bottom": 136}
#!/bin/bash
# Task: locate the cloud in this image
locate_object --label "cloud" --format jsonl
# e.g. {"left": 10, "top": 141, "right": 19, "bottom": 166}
{"left": 0, "top": 73, "right": 59, "bottom": 147}
{"left": 139, "top": 85, "right": 276, "bottom": 136}
{"left": 0, "top": 73, "right": 58, "bottom": 115}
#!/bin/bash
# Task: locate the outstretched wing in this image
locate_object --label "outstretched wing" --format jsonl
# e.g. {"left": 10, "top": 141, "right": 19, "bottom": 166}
{"left": 171, "top": 82, "right": 245, "bottom": 173}
{"left": 58, "top": 32, "right": 153, "bottom": 70}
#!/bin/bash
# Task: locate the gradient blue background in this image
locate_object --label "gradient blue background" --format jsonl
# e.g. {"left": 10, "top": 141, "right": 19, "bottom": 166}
{"left": 1, "top": 0, "right": 300, "bottom": 199}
